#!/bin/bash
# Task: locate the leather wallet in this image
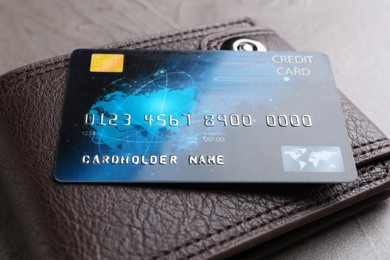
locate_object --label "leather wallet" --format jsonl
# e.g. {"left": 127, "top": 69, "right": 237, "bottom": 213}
{"left": 0, "top": 17, "right": 389, "bottom": 259}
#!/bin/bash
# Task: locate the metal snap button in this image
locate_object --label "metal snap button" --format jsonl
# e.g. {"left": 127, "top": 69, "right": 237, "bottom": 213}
{"left": 232, "top": 38, "right": 267, "bottom": 52}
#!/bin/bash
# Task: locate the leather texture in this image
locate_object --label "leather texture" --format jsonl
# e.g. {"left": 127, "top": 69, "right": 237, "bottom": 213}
{"left": 0, "top": 17, "right": 389, "bottom": 259}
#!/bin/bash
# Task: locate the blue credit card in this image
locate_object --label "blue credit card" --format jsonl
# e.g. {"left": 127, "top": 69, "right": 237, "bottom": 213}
{"left": 53, "top": 49, "right": 357, "bottom": 183}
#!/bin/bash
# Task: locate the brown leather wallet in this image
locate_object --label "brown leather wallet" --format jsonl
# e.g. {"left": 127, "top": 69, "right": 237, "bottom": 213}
{"left": 0, "top": 17, "right": 389, "bottom": 259}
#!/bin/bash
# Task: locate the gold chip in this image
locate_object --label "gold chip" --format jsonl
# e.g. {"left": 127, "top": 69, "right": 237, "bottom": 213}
{"left": 90, "top": 53, "right": 124, "bottom": 73}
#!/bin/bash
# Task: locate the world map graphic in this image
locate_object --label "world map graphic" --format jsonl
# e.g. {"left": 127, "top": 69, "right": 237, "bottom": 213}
{"left": 282, "top": 146, "right": 345, "bottom": 172}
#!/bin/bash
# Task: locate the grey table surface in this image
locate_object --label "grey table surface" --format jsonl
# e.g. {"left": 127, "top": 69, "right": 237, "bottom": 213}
{"left": 0, "top": 0, "right": 389, "bottom": 259}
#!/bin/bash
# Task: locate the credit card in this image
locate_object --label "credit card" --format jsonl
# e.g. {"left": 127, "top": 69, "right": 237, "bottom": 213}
{"left": 53, "top": 49, "right": 357, "bottom": 183}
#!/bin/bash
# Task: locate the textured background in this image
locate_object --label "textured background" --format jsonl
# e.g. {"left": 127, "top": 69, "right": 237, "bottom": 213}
{"left": 0, "top": 0, "right": 389, "bottom": 259}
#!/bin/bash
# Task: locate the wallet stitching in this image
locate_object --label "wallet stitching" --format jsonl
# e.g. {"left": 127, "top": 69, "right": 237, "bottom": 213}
{"left": 152, "top": 160, "right": 390, "bottom": 259}
{"left": 353, "top": 143, "right": 390, "bottom": 158}
{"left": 0, "top": 19, "right": 253, "bottom": 81}
{"left": 352, "top": 138, "right": 388, "bottom": 149}
{"left": 114, "top": 19, "right": 254, "bottom": 48}
{"left": 205, "top": 30, "right": 274, "bottom": 49}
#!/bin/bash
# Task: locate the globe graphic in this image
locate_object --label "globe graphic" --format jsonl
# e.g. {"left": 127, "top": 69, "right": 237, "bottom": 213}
{"left": 86, "top": 69, "right": 197, "bottom": 155}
